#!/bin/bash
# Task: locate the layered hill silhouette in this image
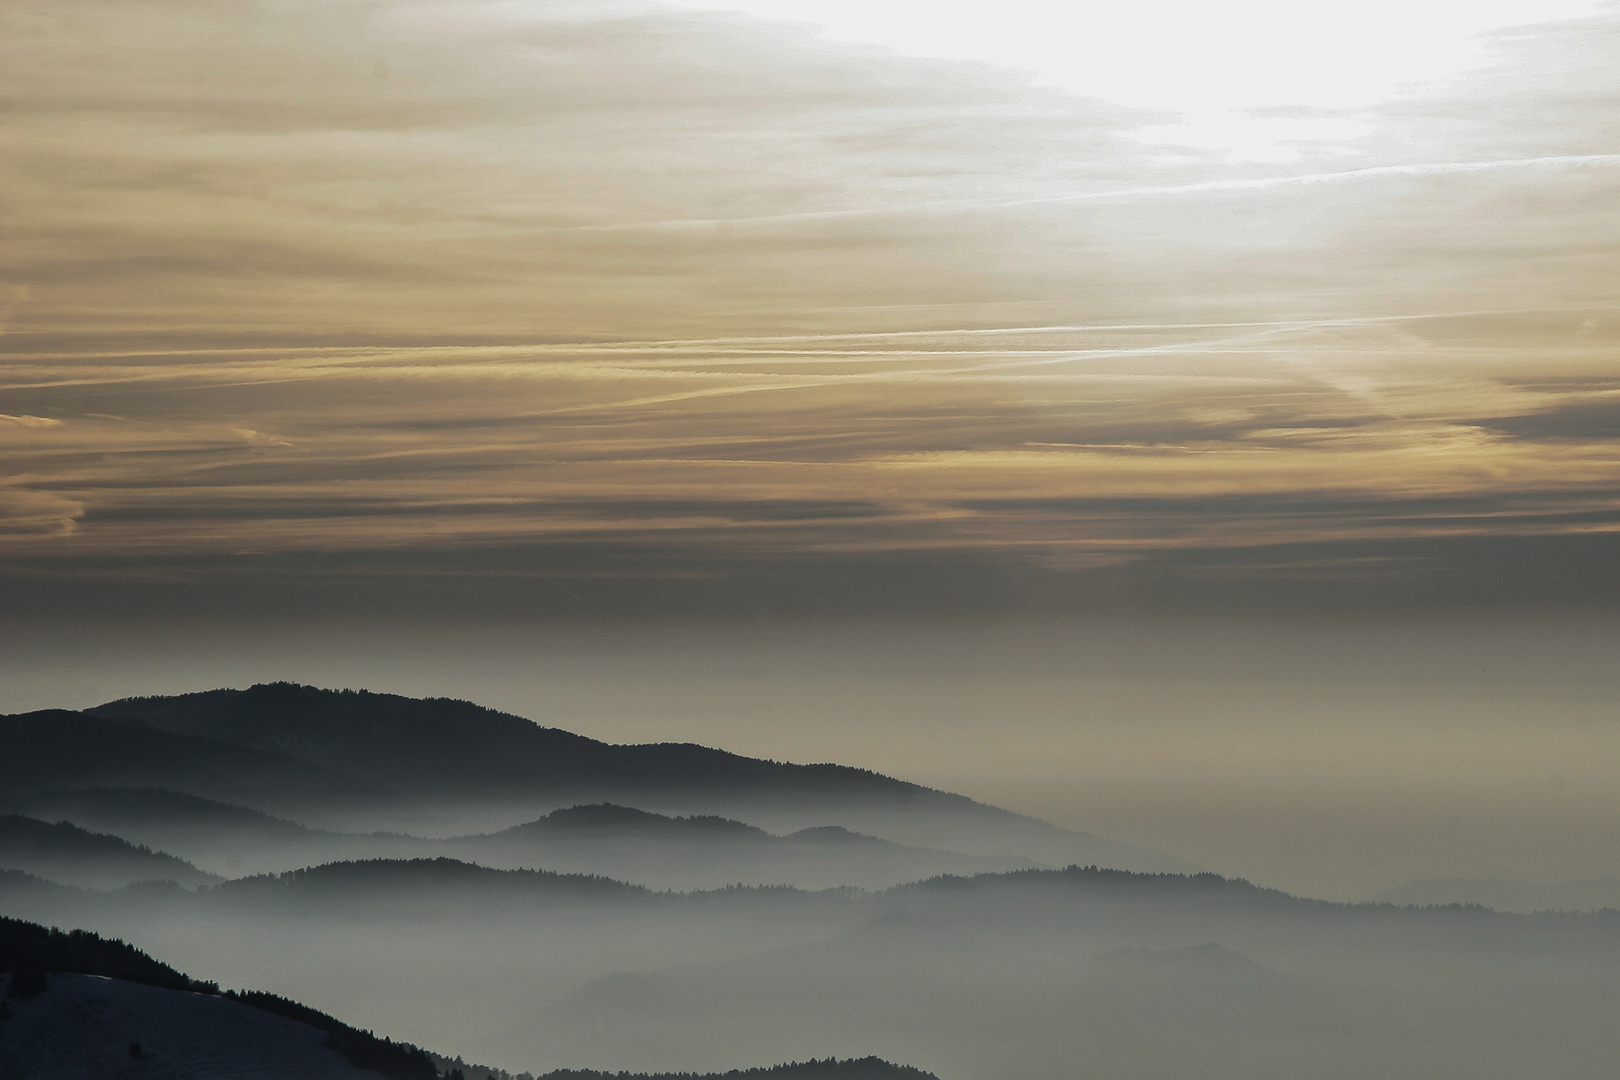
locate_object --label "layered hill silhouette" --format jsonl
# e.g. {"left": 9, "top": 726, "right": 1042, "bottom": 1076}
{"left": 7, "top": 860, "right": 1620, "bottom": 1079}
{"left": 443, "top": 805, "right": 1037, "bottom": 890}
{"left": 212, "top": 859, "right": 655, "bottom": 918}
{"left": 0, "top": 815, "right": 220, "bottom": 890}
{"left": 0, "top": 856, "right": 851, "bottom": 929}
{"left": 1, "top": 683, "right": 1189, "bottom": 870}
{"left": 506, "top": 869, "right": 1620, "bottom": 1079}
{"left": 8, "top": 789, "right": 1037, "bottom": 890}
{"left": 5, "top": 787, "right": 361, "bottom": 877}
{"left": 0, "top": 709, "right": 393, "bottom": 818}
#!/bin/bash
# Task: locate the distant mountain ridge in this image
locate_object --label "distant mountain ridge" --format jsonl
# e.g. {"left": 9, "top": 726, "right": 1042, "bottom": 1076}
{"left": 215, "top": 858, "right": 654, "bottom": 911}
{"left": 9, "top": 867, "right": 1620, "bottom": 1080}
{"left": 22, "top": 682, "right": 1195, "bottom": 870}
{"left": 499, "top": 804, "right": 768, "bottom": 838}
{"left": 0, "top": 815, "right": 220, "bottom": 890}
{"left": 0, "top": 709, "right": 394, "bottom": 817}
{"left": 1373, "top": 876, "right": 1620, "bottom": 914}
{"left": 536, "top": 1060, "right": 937, "bottom": 1080}
{"left": 15, "top": 856, "right": 1620, "bottom": 932}
{"left": 84, "top": 684, "right": 960, "bottom": 810}
{"left": 14, "top": 787, "right": 326, "bottom": 842}
{"left": 8, "top": 788, "right": 1039, "bottom": 889}
{"left": 448, "top": 804, "right": 1039, "bottom": 889}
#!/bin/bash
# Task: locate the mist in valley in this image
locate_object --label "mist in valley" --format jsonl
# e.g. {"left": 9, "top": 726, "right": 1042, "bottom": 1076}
{"left": 5, "top": 679, "right": 1620, "bottom": 1080}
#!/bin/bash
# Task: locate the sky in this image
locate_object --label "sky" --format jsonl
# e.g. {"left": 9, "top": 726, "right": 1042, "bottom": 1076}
{"left": 3, "top": 0, "right": 1619, "bottom": 896}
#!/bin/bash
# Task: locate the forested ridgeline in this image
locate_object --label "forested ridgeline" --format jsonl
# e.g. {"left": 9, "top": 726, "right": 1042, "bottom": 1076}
{"left": 0, "top": 916, "right": 437, "bottom": 1079}
{"left": 0, "top": 915, "right": 211, "bottom": 995}
{"left": 535, "top": 1059, "right": 938, "bottom": 1080}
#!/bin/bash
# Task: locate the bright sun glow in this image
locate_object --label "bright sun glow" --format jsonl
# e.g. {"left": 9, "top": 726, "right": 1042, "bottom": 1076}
{"left": 657, "top": 0, "right": 1606, "bottom": 158}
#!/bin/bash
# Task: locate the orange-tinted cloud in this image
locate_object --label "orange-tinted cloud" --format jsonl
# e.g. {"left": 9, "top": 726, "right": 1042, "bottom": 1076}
{"left": 2, "top": 0, "right": 1617, "bottom": 615}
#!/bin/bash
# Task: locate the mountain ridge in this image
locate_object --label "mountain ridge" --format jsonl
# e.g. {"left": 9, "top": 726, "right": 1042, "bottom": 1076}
{"left": 0, "top": 710, "right": 396, "bottom": 817}
{"left": 62, "top": 683, "right": 1192, "bottom": 870}
{"left": 0, "top": 814, "right": 220, "bottom": 890}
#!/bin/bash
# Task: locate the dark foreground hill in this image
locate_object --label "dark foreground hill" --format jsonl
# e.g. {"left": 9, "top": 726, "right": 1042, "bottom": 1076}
{"left": 0, "top": 916, "right": 935, "bottom": 1080}
{"left": 6, "top": 682, "right": 1190, "bottom": 869}
{"left": 0, "top": 916, "right": 436, "bottom": 1079}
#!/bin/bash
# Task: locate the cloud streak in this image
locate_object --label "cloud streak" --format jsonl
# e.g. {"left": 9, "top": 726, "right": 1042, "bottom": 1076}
{"left": 1, "top": 0, "right": 1618, "bottom": 616}
{"left": 514, "top": 153, "right": 1620, "bottom": 233}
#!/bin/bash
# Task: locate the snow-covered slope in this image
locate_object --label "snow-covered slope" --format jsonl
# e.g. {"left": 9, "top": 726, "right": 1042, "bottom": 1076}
{"left": 0, "top": 972, "right": 381, "bottom": 1080}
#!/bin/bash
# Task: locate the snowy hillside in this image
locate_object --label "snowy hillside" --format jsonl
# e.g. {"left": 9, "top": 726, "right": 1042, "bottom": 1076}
{"left": 0, "top": 972, "right": 383, "bottom": 1080}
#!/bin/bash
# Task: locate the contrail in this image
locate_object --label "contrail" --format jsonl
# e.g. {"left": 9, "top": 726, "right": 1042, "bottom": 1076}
{"left": 9, "top": 303, "right": 1579, "bottom": 360}
{"left": 992, "top": 153, "right": 1620, "bottom": 208}
{"left": 515, "top": 153, "right": 1620, "bottom": 234}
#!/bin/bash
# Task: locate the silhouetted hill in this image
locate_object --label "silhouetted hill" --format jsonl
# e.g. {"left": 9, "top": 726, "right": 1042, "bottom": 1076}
{"left": 212, "top": 857, "right": 655, "bottom": 915}
{"left": 0, "top": 868, "right": 82, "bottom": 905}
{"left": 8, "top": 786, "right": 425, "bottom": 878}
{"left": 1373, "top": 876, "right": 1620, "bottom": 914}
{"left": 453, "top": 804, "right": 1040, "bottom": 890}
{"left": 3, "top": 916, "right": 945, "bottom": 1080}
{"left": 513, "top": 867, "right": 1620, "bottom": 1079}
{"left": 0, "top": 711, "right": 396, "bottom": 817}
{"left": 499, "top": 804, "right": 769, "bottom": 839}
{"left": 10, "top": 861, "right": 1620, "bottom": 1080}
{"left": 11, "top": 789, "right": 1036, "bottom": 890}
{"left": 0, "top": 815, "right": 219, "bottom": 890}
{"left": 537, "top": 1059, "right": 937, "bottom": 1080}
{"left": 15, "top": 787, "right": 324, "bottom": 843}
{"left": 783, "top": 827, "right": 886, "bottom": 844}
{"left": 0, "top": 916, "right": 436, "bottom": 1079}
{"left": 0, "top": 914, "right": 210, "bottom": 992}
{"left": 87, "top": 685, "right": 951, "bottom": 807}
{"left": 82, "top": 684, "right": 1190, "bottom": 870}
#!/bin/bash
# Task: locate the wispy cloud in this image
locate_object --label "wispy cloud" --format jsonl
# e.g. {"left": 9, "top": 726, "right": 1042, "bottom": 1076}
{"left": 1, "top": 0, "right": 1617, "bottom": 613}
{"left": 512, "top": 153, "right": 1620, "bottom": 232}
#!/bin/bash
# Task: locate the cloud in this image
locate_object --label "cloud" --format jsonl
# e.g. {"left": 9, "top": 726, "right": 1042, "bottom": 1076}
{"left": 232, "top": 428, "right": 296, "bottom": 449}
{"left": 1473, "top": 399, "right": 1620, "bottom": 441}
{"left": 1, "top": 0, "right": 1617, "bottom": 617}
{"left": 0, "top": 488, "right": 83, "bottom": 538}
{"left": 538, "top": 153, "right": 1620, "bottom": 231}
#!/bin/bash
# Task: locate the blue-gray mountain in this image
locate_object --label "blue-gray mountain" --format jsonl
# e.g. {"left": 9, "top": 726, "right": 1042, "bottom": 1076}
{"left": 5, "top": 683, "right": 1188, "bottom": 870}
{"left": 0, "top": 814, "right": 219, "bottom": 890}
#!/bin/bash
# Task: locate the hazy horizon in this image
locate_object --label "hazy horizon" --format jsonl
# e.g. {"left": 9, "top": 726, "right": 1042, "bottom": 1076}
{"left": 6, "top": 612, "right": 1618, "bottom": 901}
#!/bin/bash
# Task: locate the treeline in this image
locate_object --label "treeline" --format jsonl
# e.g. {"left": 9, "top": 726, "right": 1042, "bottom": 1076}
{"left": 0, "top": 915, "right": 213, "bottom": 995}
{"left": 536, "top": 1057, "right": 939, "bottom": 1080}
{"left": 0, "top": 915, "right": 436, "bottom": 1080}
{"left": 223, "top": 988, "right": 437, "bottom": 1080}
{"left": 217, "top": 858, "right": 652, "bottom": 899}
